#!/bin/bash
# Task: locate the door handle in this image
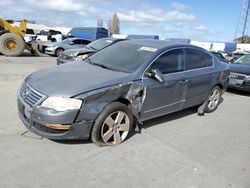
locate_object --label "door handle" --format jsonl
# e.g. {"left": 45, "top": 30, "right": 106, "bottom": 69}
{"left": 179, "top": 80, "right": 188, "bottom": 84}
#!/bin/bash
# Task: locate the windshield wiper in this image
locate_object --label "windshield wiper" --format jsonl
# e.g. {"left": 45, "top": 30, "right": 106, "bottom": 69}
{"left": 85, "top": 58, "right": 124, "bottom": 72}
{"left": 92, "top": 62, "right": 113, "bottom": 70}
{"left": 86, "top": 59, "right": 113, "bottom": 70}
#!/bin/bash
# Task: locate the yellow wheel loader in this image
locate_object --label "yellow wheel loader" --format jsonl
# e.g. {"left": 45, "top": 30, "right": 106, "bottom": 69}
{"left": 0, "top": 18, "right": 43, "bottom": 56}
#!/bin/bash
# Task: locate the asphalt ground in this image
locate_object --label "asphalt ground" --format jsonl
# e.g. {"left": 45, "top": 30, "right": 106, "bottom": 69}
{"left": 0, "top": 53, "right": 250, "bottom": 188}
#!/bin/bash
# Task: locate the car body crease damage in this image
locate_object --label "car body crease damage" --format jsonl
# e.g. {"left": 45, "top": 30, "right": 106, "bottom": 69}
{"left": 75, "top": 82, "right": 146, "bottom": 122}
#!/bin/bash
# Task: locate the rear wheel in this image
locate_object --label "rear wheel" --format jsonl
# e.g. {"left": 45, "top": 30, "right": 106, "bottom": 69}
{"left": 91, "top": 102, "right": 133, "bottom": 147}
{"left": 205, "top": 86, "right": 221, "bottom": 113}
{"left": 0, "top": 33, "right": 25, "bottom": 56}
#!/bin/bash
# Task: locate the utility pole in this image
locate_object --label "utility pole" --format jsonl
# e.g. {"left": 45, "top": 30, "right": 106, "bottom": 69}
{"left": 234, "top": 0, "right": 250, "bottom": 43}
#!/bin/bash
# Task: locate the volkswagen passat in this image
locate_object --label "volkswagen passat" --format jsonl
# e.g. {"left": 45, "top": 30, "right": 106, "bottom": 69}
{"left": 17, "top": 40, "right": 229, "bottom": 146}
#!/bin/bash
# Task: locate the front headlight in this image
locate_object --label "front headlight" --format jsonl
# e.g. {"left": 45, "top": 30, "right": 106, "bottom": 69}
{"left": 245, "top": 76, "right": 250, "bottom": 85}
{"left": 41, "top": 97, "right": 82, "bottom": 111}
{"left": 75, "top": 54, "right": 89, "bottom": 60}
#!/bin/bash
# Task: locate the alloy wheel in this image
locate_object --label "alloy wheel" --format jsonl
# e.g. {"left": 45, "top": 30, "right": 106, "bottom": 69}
{"left": 208, "top": 88, "right": 220, "bottom": 111}
{"left": 101, "top": 111, "right": 130, "bottom": 146}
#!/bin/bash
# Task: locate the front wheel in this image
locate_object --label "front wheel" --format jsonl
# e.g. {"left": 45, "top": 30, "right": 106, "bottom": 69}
{"left": 55, "top": 48, "right": 64, "bottom": 57}
{"left": 205, "top": 86, "right": 221, "bottom": 113}
{"left": 91, "top": 102, "right": 133, "bottom": 147}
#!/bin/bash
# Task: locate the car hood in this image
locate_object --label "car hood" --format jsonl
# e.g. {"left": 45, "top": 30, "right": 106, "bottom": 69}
{"left": 62, "top": 48, "right": 95, "bottom": 56}
{"left": 229, "top": 63, "right": 250, "bottom": 75}
{"left": 25, "top": 62, "right": 131, "bottom": 97}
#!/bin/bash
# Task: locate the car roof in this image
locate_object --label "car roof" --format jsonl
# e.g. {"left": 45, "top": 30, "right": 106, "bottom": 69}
{"left": 120, "top": 39, "right": 193, "bottom": 49}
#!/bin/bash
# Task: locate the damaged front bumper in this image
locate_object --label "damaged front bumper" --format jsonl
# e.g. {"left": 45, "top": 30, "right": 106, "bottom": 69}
{"left": 17, "top": 96, "right": 93, "bottom": 140}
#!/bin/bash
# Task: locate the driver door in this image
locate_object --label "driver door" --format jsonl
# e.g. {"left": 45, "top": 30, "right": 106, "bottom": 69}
{"left": 141, "top": 48, "right": 188, "bottom": 121}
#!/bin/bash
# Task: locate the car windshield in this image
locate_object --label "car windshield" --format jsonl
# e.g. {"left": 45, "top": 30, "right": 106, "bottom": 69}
{"left": 234, "top": 54, "right": 250, "bottom": 64}
{"left": 88, "top": 42, "right": 157, "bottom": 73}
{"left": 86, "top": 39, "right": 113, "bottom": 50}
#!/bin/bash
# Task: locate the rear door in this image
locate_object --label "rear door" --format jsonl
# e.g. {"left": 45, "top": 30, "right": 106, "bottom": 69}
{"left": 183, "top": 48, "right": 214, "bottom": 108}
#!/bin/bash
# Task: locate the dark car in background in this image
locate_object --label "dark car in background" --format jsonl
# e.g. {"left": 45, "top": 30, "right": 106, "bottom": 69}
{"left": 57, "top": 38, "right": 125, "bottom": 65}
{"left": 17, "top": 40, "right": 229, "bottom": 146}
{"left": 228, "top": 54, "right": 250, "bottom": 91}
{"left": 43, "top": 38, "right": 91, "bottom": 57}
{"left": 229, "top": 53, "right": 243, "bottom": 64}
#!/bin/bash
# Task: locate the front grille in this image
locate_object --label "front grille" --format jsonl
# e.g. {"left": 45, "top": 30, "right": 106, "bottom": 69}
{"left": 230, "top": 72, "right": 247, "bottom": 80}
{"left": 19, "top": 83, "right": 45, "bottom": 107}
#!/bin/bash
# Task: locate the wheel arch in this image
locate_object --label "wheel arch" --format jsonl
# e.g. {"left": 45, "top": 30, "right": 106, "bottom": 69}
{"left": 116, "top": 97, "right": 131, "bottom": 107}
{"left": 215, "top": 83, "right": 224, "bottom": 90}
{"left": 56, "top": 47, "right": 64, "bottom": 51}
{"left": 55, "top": 47, "right": 64, "bottom": 56}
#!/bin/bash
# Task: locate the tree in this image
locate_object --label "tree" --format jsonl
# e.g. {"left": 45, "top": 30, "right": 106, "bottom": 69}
{"left": 234, "top": 35, "right": 250, "bottom": 43}
{"left": 109, "top": 13, "right": 120, "bottom": 34}
{"left": 97, "top": 19, "right": 103, "bottom": 28}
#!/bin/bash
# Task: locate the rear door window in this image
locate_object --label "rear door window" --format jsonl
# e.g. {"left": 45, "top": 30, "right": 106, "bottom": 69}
{"left": 150, "top": 49, "right": 185, "bottom": 74}
{"left": 185, "top": 49, "right": 213, "bottom": 70}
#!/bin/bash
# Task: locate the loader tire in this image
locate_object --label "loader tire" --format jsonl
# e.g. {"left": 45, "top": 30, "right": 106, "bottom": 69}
{"left": 0, "top": 33, "right": 25, "bottom": 56}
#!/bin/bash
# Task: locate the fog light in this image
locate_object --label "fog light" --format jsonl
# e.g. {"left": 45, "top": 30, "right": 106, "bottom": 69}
{"left": 44, "top": 124, "right": 70, "bottom": 130}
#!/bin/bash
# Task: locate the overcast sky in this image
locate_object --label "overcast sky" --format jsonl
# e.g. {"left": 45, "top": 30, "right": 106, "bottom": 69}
{"left": 0, "top": 0, "right": 243, "bottom": 41}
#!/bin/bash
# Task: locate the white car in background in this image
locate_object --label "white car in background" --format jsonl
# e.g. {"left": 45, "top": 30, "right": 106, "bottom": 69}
{"left": 24, "top": 29, "right": 64, "bottom": 43}
{"left": 24, "top": 28, "right": 37, "bottom": 43}
{"left": 36, "top": 29, "right": 64, "bottom": 42}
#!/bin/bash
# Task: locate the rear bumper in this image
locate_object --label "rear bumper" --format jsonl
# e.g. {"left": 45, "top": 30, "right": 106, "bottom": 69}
{"left": 17, "top": 96, "right": 93, "bottom": 140}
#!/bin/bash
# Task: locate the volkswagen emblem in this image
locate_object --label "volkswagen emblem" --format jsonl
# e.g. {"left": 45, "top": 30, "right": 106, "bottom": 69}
{"left": 22, "top": 88, "right": 30, "bottom": 99}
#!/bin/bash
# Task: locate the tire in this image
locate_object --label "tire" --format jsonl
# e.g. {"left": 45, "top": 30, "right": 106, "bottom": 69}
{"left": 91, "top": 102, "right": 133, "bottom": 147}
{"left": 205, "top": 86, "right": 221, "bottom": 113}
{"left": 0, "top": 33, "right": 25, "bottom": 56}
{"left": 55, "top": 48, "right": 64, "bottom": 57}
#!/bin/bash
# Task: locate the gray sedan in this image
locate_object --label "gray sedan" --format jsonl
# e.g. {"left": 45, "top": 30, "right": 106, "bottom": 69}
{"left": 43, "top": 38, "right": 91, "bottom": 57}
{"left": 17, "top": 40, "right": 229, "bottom": 146}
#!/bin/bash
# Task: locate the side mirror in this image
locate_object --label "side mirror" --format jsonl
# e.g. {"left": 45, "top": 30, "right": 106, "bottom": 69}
{"left": 146, "top": 69, "right": 165, "bottom": 83}
{"left": 69, "top": 41, "right": 74, "bottom": 45}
